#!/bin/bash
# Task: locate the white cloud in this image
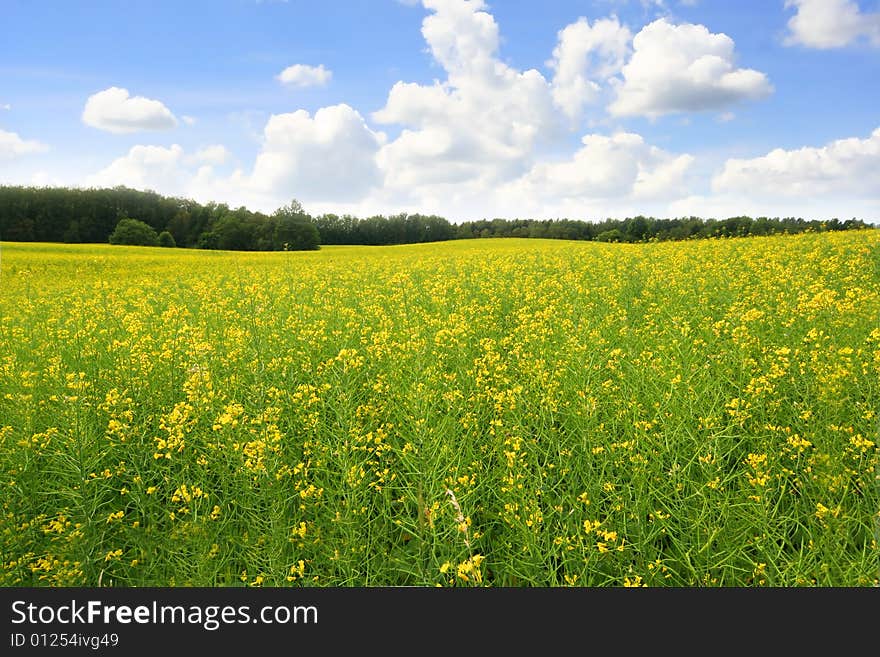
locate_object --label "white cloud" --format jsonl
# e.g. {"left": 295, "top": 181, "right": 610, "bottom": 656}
{"left": 504, "top": 131, "right": 693, "bottom": 203}
{"left": 373, "top": 0, "right": 560, "bottom": 201}
{"left": 65, "top": 0, "right": 877, "bottom": 224}
{"left": 82, "top": 105, "right": 385, "bottom": 212}
{"left": 548, "top": 16, "right": 632, "bottom": 122}
{"left": 86, "top": 144, "right": 187, "bottom": 192}
{"left": 609, "top": 18, "right": 772, "bottom": 118}
{"left": 784, "top": 0, "right": 880, "bottom": 49}
{"left": 276, "top": 64, "right": 332, "bottom": 87}
{"left": 668, "top": 193, "right": 878, "bottom": 221}
{"left": 82, "top": 87, "right": 178, "bottom": 133}
{"left": 666, "top": 127, "right": 880, "bottom": 222}
{"left": 712, "top": 126, "right": 880, "bottom": 197}
{"left": 189, "top": 144, "right": 230, "bottom": 166}
{"left": 419, "top": 0, "right": 498, "bottom": 75}
{"left": 0, "top": 128, "right": 49, "bottom": 160}
{"left": 1, "top": 103, "right": 10, "bottom": 111}
{"left": 633, "top": 150, "right": 695, "bottom": 200}
{"left": 247, "top": 104, "right": 385, "bottom": 203}
{"left": 84, "top": 143, "right": 244, "bottom": 207}
{"left": 331, "top": 128, "right": 694, "bottom": 222}
{"left": 301, "top": 1, "right": 695, "bottom": 220}
{"left": 181, "top": 115, "right": 197, "bottom": 126}
{"left": 30, "top": 171, "right": 67, "bottom": 187}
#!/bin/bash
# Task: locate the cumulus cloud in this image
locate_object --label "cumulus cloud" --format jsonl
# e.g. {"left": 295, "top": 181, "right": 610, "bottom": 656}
{"left": 784, "top": 0, "right": 880, "bottom": 49}
{"left": 189, "top": 144, "right": 231, "bottom": 166}
{"left": 548, "top": 16, "right": 632, "bottom": 122}
{"left": 609, "top": 19, "right": 772, "bottom": 118}
{"left": 665, "top": 127, "right": 880, "bottom": 222}
{"left": 82, "top": 87, "right": 178, "bottom": 133}
{"left": 86, "top": 144, "right": 187, "bottom": 192}
{"left": 84, "top": 143, "right": 246, "bottom": 208}
{"left": 276, "top": 64, "right": 332, "bottom": 87}
{"left": 0, "top": 128, "right": 49, "bottom": 160}
{"left": 373, "top": 0, "right": 561, "bottom": 201}
{"left": 30, "top": 171, "right": 62, "bottom": 187}
{"left": 712, "top": 126, "right": 880, "bottom": 197}
{"left": 668, "top": 193, "right": 879, "bottom": 222}
{"left": 506, "top": 132, "right": 693, "bottom": 202}
{"left": 247, "top": 104, "right": 385, "bottom": 202}
{"left": 68, "top": 2, "right": 704, "bottom": 219}
{"left": 344, "top": 128, "right": 694, "bottom": 222}
{"left": 276, "top": 1, "right": 696, "bottom": 220}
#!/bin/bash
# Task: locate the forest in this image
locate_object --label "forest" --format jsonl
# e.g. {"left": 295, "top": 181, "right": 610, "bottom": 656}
{"left": 0, "top": 185, "right": 871, "bottom": 250}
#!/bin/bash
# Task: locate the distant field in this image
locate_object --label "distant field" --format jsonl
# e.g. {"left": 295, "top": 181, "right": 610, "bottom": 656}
{"left": 1, "top": 232, "right": 878, "bottom": 586}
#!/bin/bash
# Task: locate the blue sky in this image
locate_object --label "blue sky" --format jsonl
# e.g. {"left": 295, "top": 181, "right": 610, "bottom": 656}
{"left": 1, "top": 0, "right": 878, "bottom": 221}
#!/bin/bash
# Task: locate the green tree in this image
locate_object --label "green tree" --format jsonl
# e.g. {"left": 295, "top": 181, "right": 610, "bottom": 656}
{"left": 157, "top": 230, "right": 176, "bottom": 248}
{"left": 274, "top": 216, "right": 319, "bottom": 250}
{"left": 62, "top": 220, "right": 81, "bottom": 243}
{"left": 109, "top": 218, "right": 160, "bottom": 246}
{"left": 596, "top": 228, "right": 624, "bottom": 243}
{"left": 272, "top": 199, "right": 319, "bottom": 250}
{"left": 212, "top": 214, "right": 254, "bottom": 250}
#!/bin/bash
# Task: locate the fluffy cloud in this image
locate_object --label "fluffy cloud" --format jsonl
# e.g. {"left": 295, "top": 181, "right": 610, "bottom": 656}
{"left": 784, "top": 0, "right": 880, "bottom": 49}
{"left": 276, "top": 64, "right": 332, "bottom": 87}
{"left": 609, "top": 19, "right": 772, "bottom": 118}
{"left": 306, "top": 1, "right": 700, "bottom": 219}
{"left": 86, "top": 104, "right": 386, "bottom": 207}
{"left": 84, "top": 143, "right": 246, "bottom": 208}
{"left": 84, "top": 1, "right": 877, "bottom": 223}
{"left": 712, "top": 127, "right": 880, "bottom": 197}
{"left": 0, "top": 129, "right": 49, "bottom": 160}
{"left": 665, "top": 127, "right": 880, "bottom": 221}
{"left": 189, "top": 144, "right": 231, "bottom": 166}
{"left": 419, "top": 0, "right": 499, "bottom": 76}
{"left": 506, "top": 132, "right": 693, "bottom": 203}
{"left": 86, "top": 144, "right": 187, "bottom": 192}
{"left": 247, "top": 104, "right": 385, "bottom": 202}
{"left": 668, "top": 193, "right": 879, "bottom": 222}
{"left": 82, "top": 87, "right": 178, "bottom": 133}
{"left": 65, "top": 3, "right": 709, "bottom": 219}
{"left": 344, "top": 129, "right": 694, "bottom": 222}
{"left": 548, "top": 16, "right": 632, "bottom": 122}
{"left": 373, "top": 0, "right": 561, "bottom": 200}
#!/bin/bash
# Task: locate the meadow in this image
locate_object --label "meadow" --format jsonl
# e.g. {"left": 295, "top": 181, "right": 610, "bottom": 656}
{"left": 1, "top": 231, "right": 878, "bottom": 587}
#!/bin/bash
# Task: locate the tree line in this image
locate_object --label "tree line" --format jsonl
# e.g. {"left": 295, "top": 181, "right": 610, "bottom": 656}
{"left": 0, "top": 186, "right": 320, "bottom": 251}
{"left": 0, "top": 185, "right": 871, "bottom": 251}
{"left": 452, "top": 215, "right": 870, "bottom": 241}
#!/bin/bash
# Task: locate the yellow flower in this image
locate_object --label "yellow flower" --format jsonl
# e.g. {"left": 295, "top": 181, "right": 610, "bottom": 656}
{"left": 583, "top": 519, "right": 601, "bottom": 533}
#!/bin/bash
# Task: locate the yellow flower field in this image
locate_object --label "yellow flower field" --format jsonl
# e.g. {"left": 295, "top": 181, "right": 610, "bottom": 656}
{"left": 1, "top": 231, "right": 878, "bottom": 586}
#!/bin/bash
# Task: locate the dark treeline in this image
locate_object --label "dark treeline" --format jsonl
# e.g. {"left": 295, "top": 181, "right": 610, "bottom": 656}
{"left": 0, "top": 186, "right": 319, "bottom": 251}
{"left": 454, "top": 215, "right": 871, "bottom": 241}
{"left": 313, "top": 213, "right": 455, "bottom": 245}
{"left": 0, "top": 185, "right": 872, "bottom": 250}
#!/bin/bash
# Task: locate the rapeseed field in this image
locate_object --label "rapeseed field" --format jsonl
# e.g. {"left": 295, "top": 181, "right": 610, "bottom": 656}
{"left": 1, "top": 232, "right": 877, "bottom": 586}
